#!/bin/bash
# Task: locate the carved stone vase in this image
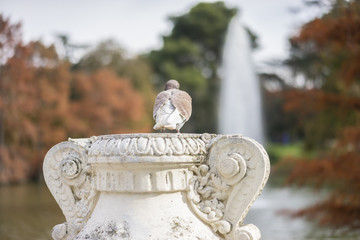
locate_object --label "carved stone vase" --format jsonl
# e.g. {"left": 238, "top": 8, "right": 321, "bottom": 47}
{"left": 43, "top": 133, "right": 270, "bottom": 240}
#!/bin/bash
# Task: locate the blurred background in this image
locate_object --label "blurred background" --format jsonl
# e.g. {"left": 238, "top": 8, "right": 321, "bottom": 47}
{"left": 1, "top": 0, "right": 360, "bottom": 239}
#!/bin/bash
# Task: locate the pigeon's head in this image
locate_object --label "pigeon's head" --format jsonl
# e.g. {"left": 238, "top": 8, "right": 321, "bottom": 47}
{"left": 165, "top": 80, "right": 180, "bottom": 90}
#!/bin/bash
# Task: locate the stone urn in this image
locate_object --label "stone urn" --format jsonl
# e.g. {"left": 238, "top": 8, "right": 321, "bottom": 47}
{"left": 43, "top": 133, "right": 270, "bottom": 240}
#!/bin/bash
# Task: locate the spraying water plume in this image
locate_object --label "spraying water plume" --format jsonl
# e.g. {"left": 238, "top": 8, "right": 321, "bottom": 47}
{"left": 218, "top": 16, "right": 264, "bottom": 143}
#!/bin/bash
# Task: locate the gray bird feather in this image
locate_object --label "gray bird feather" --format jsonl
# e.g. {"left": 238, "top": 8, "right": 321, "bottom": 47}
{"left": 153, "top": 89, "right": 192, "bottom": 120}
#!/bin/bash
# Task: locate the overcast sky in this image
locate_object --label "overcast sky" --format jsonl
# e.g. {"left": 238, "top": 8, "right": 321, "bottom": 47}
{"left": 1, "top": 0, "right": 323, "bottom": 66}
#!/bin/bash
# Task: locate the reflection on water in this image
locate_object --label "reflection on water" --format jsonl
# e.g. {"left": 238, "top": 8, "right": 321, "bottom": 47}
{"left": 0, "top": 183, "right": 64, "bottom": 240}
{"left": 0, "top": 184, "right": 359, "bottom": 240}
{"left": 245, "top": 187, "right": 360, "bottom": 240}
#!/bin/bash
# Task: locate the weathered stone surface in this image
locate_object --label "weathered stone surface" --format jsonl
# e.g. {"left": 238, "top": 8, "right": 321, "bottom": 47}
{"left": 43, "top": 133, "right": 270, "bottom": 240}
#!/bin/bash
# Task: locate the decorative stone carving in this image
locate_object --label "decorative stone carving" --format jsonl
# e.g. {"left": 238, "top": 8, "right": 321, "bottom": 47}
{"left": 87, "top": 133, "right": 209, "bottom": 158}
{"left": 187, "top": 136, "right": 269, "bottom": 239}
{"left": 43, "top": 134, "right": 270, "bottom": 240}
{"left": 43, "top": 141, "right": 98, "bottom": 240}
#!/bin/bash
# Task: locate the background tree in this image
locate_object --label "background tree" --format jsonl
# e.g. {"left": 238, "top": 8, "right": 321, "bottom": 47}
{"left": 55, "top": 34, "right": 89, "bottom": 62}
{"left": 0, "top": 39, "right": 70, "bottom": 182}
{"left": 74, "top": 39, "right": 155, "bottom": 127}
{"left": 0, "top": 15, "right": 22, "bottom": 147}
{"left": 259, "top": 72, "right": 304, "bottom": 143}
{"left": 0, "top": 16, "right": 151, "bottom": 184}
{"left": 281, "top": 0, "right": 360, "bottom": 228}
{"left": 147, "top": 2, "right": 237, "bottom": 133}
{"left": 68, "top": 69, "right": 149, "bottom": 136}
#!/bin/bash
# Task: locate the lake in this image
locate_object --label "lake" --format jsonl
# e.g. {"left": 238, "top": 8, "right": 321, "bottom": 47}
{"left": 245, "top": 187, "right": 360, "bottom": 240}
{"left": 0, "top": 183, "right": 64, "bottom": 240}
{"left": 0, "top": 183, "right": 359, "bottom": 239}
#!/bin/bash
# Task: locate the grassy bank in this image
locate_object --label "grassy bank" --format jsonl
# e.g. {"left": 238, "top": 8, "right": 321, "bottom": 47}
{"left": 266, "top": 142, "right": 313, "bottom": 186}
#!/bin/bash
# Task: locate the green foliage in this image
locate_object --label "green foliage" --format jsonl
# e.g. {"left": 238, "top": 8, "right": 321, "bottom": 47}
{"left": 266, "top": 142, "right": 309, "bottom": 185}
{"left": 169, "top": 2, "right": 237, "bottom": 58}
{"left": 147, "top": 2, "right": 237, "bottom": 133}
{"left": 74, "top": 39, "right": 125, "bottom": 72}
{"left": 262, "top": 91, "right": 304, "bottom": 143}
{"left": 266, "top": 142, "right": 307, "bottom": 164}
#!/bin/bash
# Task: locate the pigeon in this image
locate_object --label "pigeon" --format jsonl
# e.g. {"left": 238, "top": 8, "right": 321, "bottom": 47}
{"left": 153, "top": 80, "right": 192, "bottom": 133}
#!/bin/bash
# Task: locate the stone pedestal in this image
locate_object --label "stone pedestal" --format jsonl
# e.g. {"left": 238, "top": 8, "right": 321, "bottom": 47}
{"left": 43, "top": 134, "right": 270, "bottom": 240}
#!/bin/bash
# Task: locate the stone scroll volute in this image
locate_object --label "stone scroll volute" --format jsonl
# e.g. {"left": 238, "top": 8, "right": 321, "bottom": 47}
{"left": 187, "top": 135, "right": 270, "bottom": 240}
{"left": 43, "top": 134, "right": 270, "bottom": 240}
{"left": 43, "top": 140, "right": 98, "bottom": 240}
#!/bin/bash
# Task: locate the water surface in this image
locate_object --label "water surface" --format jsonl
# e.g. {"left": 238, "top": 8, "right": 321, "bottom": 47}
{"left": 0, "top": 183, "right": 64, "bottom": 240}
{"left": 1, "top": 184, "right": 359, "bottom": 239}
{"left": 246, "top": 187, "right": 360, "bottom": 240}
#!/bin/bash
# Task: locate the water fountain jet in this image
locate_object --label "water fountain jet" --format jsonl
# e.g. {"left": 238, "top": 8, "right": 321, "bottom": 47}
{"left": 219, "top": 15, "right": 264, "bottom": 144}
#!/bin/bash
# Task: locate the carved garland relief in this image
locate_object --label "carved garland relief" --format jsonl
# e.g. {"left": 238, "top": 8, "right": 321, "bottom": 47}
{"left": 43, "top": 134, "right": 269, "bottom": 240}
{"left": 187, "top": 136, "right": 270, "bottom": 240}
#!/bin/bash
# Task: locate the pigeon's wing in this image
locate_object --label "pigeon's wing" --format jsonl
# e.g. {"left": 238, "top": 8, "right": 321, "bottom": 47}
{"left": 153, "top": 91, "right": 171, "bottom": 119}
{"left": 171, "top": 90, "right": 192, "bottom": 121}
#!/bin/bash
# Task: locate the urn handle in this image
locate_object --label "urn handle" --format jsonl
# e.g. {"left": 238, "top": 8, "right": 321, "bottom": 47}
{"left": 43, "top": 141, "right": 98, "bottom": 240}
{"left": 187, "top": 135, "right": 270, "bottom": 240}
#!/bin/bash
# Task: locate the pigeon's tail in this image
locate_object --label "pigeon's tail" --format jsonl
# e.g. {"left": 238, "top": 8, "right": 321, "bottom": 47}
{"left": 167, "top": 108, "right": 184, "bottom": 124}
{"left": 153, "top": 123, "right": 177, "bottom": 130}
{"left": 153, "top": 123, "right": 164, "bottom": 130}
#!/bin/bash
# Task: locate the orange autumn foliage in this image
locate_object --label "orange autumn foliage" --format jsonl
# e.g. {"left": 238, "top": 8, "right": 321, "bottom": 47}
{"left": 283, "top": 0, "right": 360, "bottom": 228}
{"left": 0, "top": 16, "right": 151, "bottom": 184}
{"left": 0, "top": 41, "right": 71, "bottom": 183}
{"left": 287, "top": 127, "right": 360, "bottom": 228}
{"left": 68, "top": 69, "right": 148, "bottom": 136}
